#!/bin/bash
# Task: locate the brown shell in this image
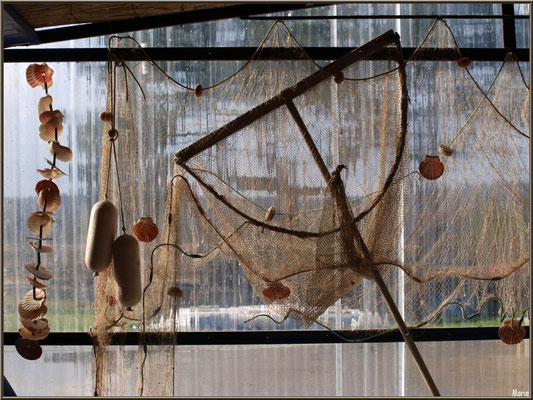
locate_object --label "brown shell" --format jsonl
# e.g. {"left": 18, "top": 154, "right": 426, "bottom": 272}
{"left": 48, "top": 141, "right": 73, "bottom": 162}
{"left": 334, "top": 72, "right": 344, "bottom": 84}
{"left": 19, "top": 326, "right": 50, "bottom": 341}
{"left": 37, "top": 168, "right": 65, "bottom": 180}
{"left": 419, "top": 155, "right": 444, "bottom": 180}
{"left": 16, "top": 338, "right": 43, "bottom": 360}
{"left": 167, "top": 286, "right": 183, "bottom": 298}
{"left": 29, "top": 241, "right": 53, "bottom": 253}
{"left": 456, "top": 57, "right": 471, "bottom": 68}
{"left": 99, "top": 112, "right": 114, "bottom": 122}
{"left": 262, "top": 282, "right": 291, "bottom": 300}
{"left": 39, "top": 117, "right": 64, "bottom": 142}
{"left": 498, "top": 320, "right": 526, "bottom": 345}
{"left": 26, "top": 275, "right": 48, "bottom": 289}
{"left": 35, "top": 179, "right": 59, "bottom": 194}
{"left": 194, "top": 84, "right": 203, "bottom": 97}
{"left": 264, "top": 207, "right": 276, "bottom": 222}
{"left": 18, "top": 302, "right": 48, "bottom": 321}
{"left": 439, "top": 144, "right": 454, "bottom": 157}
{"left": 38, "top": 188, "right": 61, "bottom": 212}
{"left": 24, "top": 262, "right": 53, "bottom": 280}
{"left": 38, "top": 95, "right": 53, "bottom": 115}
{"left": 45, "top": 159, "right": 68, "bottom": 175}
{"left": 19, "top": 288, "right": 46, "bottom": 311}
{"left": 26, "top": 64, "right": 44, "bottom": 87}
{"left": 27, "top": 212, "right": 54, "bottom": 235}
{"left": 39, "top": 110, "right": 63, "bottom": 124}
{"left": 26, "top": 63, "right": 53, "bottom": 89}
{"left": 21, "top": 317, "right": 49, "bottom": 332}
{"left": 132, "top": 217, "right": 158, "bottom": 242}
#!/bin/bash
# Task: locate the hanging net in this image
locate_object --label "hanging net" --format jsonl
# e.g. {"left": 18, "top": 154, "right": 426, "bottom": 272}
{"left": 90, "top": 20, "right": 529, "bottom": 396}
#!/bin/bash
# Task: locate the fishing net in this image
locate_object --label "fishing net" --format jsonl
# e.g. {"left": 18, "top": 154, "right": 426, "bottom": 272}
{"left": 90, "top": 20, "right": 529, "bottom": 396}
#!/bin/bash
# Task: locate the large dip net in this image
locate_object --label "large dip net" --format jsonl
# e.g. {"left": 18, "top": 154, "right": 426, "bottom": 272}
{"left": 90, "top": 20, "right": 529, "bottom": 396}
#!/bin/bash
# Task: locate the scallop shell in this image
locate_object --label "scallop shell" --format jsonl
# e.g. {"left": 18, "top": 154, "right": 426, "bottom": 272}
{"left": 26, "top": 275, "right": 48, "bottom": 289}
{"left": 24, "top": 263, "right": 53, "bottom": 280}
{"left": 26, "top": 63, "right": 54, "bottom": 89}
{"left": 35, "top": 179, "right": 59, "bottom": 194}
{"left": 39, "top": 118, "right": 64, "bottom": 142}
{"left": 456, "top": 57, "right": 471, "bottom": 68}
{"left": 39, "top": 110, "right": 63, "bottom": 124}
{"left": 48, "top": 141, "right": 73, "bottom": 162}
{"left": 15, "top": 338, "right": 42, "bottom": 360}
{"left": 26, "top": 63, "right": 45, "bottom": 88}
{"left": 439, "top": 144, "right": 454, "bottom": 157}
{"left": 334, "top": 72, "right": 344, "bottom": 84}
{"left": 418, "top": 155, "right": 444, "bottom": 180}
{"left": 498, "top": 320, "right": 526, "bottom": 345}
{"left": 262, "top": 282, "right": 291, "bottom": 300}
{"left": 43, "top": 64, "right": 54, "bottom": 82}
{"left": 132, "top": 217, "right": 158, "bottom": 242}
{"left": 45, "top": 159, "right": 68, "bottom": 176}
{"left": 37, "top": 168, "right": 66, "bottom": 179}
{"left": 29, "top": 241, "right": 54, "bottom": 253}
{"left": 27, "top": 212, "right": 55, "bottom": 235}
{"left": 19, "top": 288, "right": 46, "bottom": 311}
{"left": 19, "top": 326, "right": 50, "bottom": 341}
{"left": 264, "top": 207, "right": 276, "bottom": 222}
{"left": 18, "top": 302, "right": 48, "bottom": 321}
{"left": 38, "top": 95, "right": 53, "bottom": 116}
{"left": 167, "top": 286, "right": 183, "bottom": 298}
{"left": 194, "top": 84, "right": 203, "bottom": 97}
{"left": 99, "top": 112, "right": 114, "bottom": 122}
{"left": 21, "top": 317, "right": 49, "bottom": 332}
{"left": 37, "top": 188, "right": 61, "bottom": 212}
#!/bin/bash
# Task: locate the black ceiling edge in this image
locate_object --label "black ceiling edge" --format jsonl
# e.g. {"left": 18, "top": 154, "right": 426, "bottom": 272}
{"left": 3, "top": 4, "right": 40, "bottom": 47}
{"left": 27, "top": 3, "right": 327, "bottom": 47}
{"left": 4, "top": 47, "right": 530, "bottom": 63}
{"left": 3, "top": 326, "right": 529, "bottom": 346}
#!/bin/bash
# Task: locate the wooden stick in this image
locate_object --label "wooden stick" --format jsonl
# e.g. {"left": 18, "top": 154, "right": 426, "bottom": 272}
{"left": 175, "top": 29, "right": 397, "bottom": 164}
{"left": 372, "top": 269, "right": 441, "bottom": 396}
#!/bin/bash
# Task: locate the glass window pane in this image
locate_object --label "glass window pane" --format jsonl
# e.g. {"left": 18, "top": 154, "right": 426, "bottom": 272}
{"left": 3, "top": 340, "right": 529, "bottom": 396}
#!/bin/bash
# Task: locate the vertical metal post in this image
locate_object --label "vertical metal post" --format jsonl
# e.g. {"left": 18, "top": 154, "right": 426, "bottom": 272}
{"left": 330, "top": 5, "right": 344, "bottom": 397}
{"left": 501, "top": 3, "right": 517, "bottom": 48}
{"left": 394, "top": 4, "right": 406, "bottom": 396}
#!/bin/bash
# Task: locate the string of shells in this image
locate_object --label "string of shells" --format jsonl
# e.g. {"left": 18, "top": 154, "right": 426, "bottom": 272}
{"left": 16, "top": 63, "right": 71, "bottom": 360}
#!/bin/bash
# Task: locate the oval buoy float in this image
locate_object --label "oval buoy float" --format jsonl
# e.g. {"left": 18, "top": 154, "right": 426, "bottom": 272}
{"left": 85, "top": 200, "right": 118, "bottom": 274}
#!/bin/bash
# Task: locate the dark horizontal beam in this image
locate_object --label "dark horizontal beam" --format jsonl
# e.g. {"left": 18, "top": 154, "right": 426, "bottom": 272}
{"left": 3, "top": 326, "right": 529, "bottom": 346}
{"left": 4, "top": 47, "right": 529, "bottom": 63}
{"left": 29, "top": 3, "right": 321, "bottom": 47}
{"left": 242, "top": 14, "right": 530, "bottom": 20}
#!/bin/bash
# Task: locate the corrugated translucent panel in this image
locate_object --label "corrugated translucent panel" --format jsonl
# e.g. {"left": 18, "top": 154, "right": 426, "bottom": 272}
{"left": 515, "top": 4, "right": 530, "bottom": 48}
{"left": 3, "top": 13, "right": 529, "bottom": 336}
{"left": 3, "top": 340, "right": 529, "bottom": 396}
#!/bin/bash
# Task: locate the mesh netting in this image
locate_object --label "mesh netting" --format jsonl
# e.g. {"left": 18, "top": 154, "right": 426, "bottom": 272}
{"left": 91, "top": 20, "right": 529, "bottom": 396}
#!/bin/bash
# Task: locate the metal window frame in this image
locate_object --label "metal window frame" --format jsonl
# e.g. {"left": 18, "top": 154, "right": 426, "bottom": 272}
{"left": 3, "top": 47, "right": 530, "bottom": 63}
{"left": 3, "top": 327, "right": 530, "bottom": 346}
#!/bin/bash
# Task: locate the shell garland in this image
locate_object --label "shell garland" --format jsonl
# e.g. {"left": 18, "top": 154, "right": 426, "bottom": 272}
{"left": 18, "top": 63, "right": 70, "bottom": 360}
